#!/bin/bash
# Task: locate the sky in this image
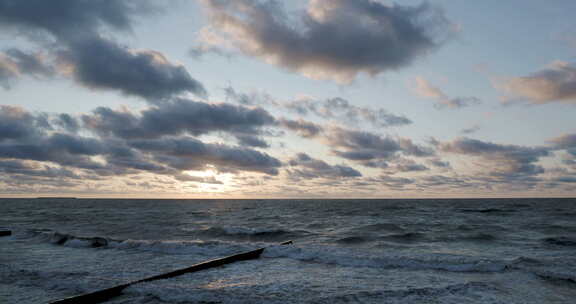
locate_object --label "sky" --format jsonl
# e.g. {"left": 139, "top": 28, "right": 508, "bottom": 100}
{"left": 0, "top": 0, "right": 575, "bottom": 198}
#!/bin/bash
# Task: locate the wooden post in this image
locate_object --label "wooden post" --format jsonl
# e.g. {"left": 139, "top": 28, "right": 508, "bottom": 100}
{"left": 0, "top": 229, "right": 11, "bottom": 237}
{"left": 49, "top": 241, "right": 292, "bottom": 304}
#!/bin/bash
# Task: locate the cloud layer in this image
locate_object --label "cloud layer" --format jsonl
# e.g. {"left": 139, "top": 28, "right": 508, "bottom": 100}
{"left": 0, "top": 105, "right": 282, "bottom": 191}
{"left": 225, "top": 86, "right": 411, "bottom": 128}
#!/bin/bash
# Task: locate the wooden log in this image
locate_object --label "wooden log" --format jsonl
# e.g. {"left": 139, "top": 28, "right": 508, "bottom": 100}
{"left": 49, "top": 240, "right": 293, "bottom": 304}
{"left": 0, "top": 229, "right": 11, "bottom": 237}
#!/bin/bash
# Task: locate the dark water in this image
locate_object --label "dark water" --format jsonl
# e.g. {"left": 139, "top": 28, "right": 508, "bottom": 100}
{"left": 1, "top": 198, "right": 576, "bottom": 303}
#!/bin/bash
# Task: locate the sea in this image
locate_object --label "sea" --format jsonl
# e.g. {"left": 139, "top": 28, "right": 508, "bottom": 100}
{"left": 1, "top": 198, "right": 576, "bottom": 304}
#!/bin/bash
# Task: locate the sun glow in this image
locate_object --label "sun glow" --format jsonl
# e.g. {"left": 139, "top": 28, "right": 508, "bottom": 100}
{"left": 181, "top": 166, "right": 235, "bottom": 193}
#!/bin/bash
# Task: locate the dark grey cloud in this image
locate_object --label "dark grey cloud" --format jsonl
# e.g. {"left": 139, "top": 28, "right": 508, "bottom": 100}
{"left": 104, "top": 144, "right": 170, "bottom": 175}
{"left": 0, "top": 105, "right": 50, "bottom": 141}
{"left": 0, "top": 159, "right": 80, "bottom": 179}
{"left": 324, "top": 128, "right": 434, "bottom": 165}
{"left": 266, "top": 122, "right": 437, "bottom": 174}
{"left": 279, "top": 118, "right": 324, "bottom": 138}
{"left": 0, "top": 0, "right": 206, "bottom": 100}
{"left": 439, "top": 137, "right": 549, "bottom": 177}
{"left": 551, "top": 176, "right": 576, "bottom": 183}
{"left": 235, "top": 134, "right": 270, "bottom": 148}
{"left": 198, "top": 0, "right": 451, "bottom": 83}
{"left": 0, "top": 135, "right": 105, "bottom": 170}
{"left": 47, "top": 133, "right": 105, "bottom": 156}
{"left": 0, "top": 0, "right": 157, "bottom": 43}
{"left": 0, "top": 116, "right": 114, "bottom": 172}
{"left": 384, "top": 158, "right": 429, "bottom": 173}
{"left": 55, "top": 113, "right": 80, "bottom": 133}
{"left": 60, "top": 37, "right": 207, "bottom": 100}
{"left": 547, "top": 133, "right": 576, "bottom": 185}
{"left": 501, "top": 61, "right": 576, "bottom": 104}
{"left": 287, "top": 152, "right": 361, "bottom": 179}
{"left": 84, "top": 98, "right": 276, "bottom": 139}
{"left": 363, "top": 157, "right": 430, "bottom": 173}
{"left": 130, "top": 137, "right": 281, "bottom": 175}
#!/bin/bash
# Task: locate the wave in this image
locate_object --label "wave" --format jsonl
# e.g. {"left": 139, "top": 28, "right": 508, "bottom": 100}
{"left": 263, "top": 245, "right": 511, "bottom": 273}
{"left": 541, "top": 236, "right": 576, "bottom": 247}
{"left": 459, "top": 208, "right": 515, "bottom": 214}
{"left": 194, "top": 226, "right": 307, "bottom": 241}
{"left": 19, "top": 229, "right": 117, "bottom": 248}
{"left": 512, "top": 256, "right": 576, "bottom": 284}
{"left": 433, "top": 233, "right": 499, "bottom": 243}
{"left": 319, "top": 281, "right": 498, "bottom": 303}
{"left": 0, "top": 263, "right": 104, "bottom": 299}
{"left": 125, "top": 280, "right": 499, "bottom": 304}
{"left": 336, "top": 236, "right": 372, "bottom": 244}
{"left": 379, "top": 232, "right": 425, "bottom": 243}
{"left": 353, "top": 223, "right": 404, "bottom": 232}
{"left": 17, "top": 229, "right": 255, "bottom": 256}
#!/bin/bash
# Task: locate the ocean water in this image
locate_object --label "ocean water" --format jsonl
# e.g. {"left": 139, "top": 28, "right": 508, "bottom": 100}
{"left": 1, "top": 198, "right": 576, "bottom": 304}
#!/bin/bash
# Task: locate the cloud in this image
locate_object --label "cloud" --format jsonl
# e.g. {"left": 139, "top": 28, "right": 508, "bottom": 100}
{"left": 0, "top": 160, "right": 80, "bottom": 179}
{"left": 414, "top": 76, "right": 481, "bottom": 109}
{"left": 59, "top": 37, "right": 207, "bottom": 100}
{"left": 548, "top": 133, "right": 576, "bottom": 149}
{"left": 439, "top": 137, "right": 549, "bottom": 177}
{"left": 0, "top": 0, "right": 151, "bottom": 38}
{"left": 83, "top": 98, "right": 276, "bottom": 139}
{"left": 461, "top": 124, "right": 480, "bottom": 135}
{"left": 0, "top": 49, "right": 54, "bottom": 89}
{"left": 370, "top": 175, "right": 415, "bottom": 189}
{"left": 173, "top": 173, "right": 223, "bottom": 184}
{"left": 427, "top": 158, "right": 451, "bottom": 168}
{"left": 198, "top": 0, "right": 451, "bottom": 83}
{"left": 309, "top": 127, "right": 435, "bottom": 171}
{"left": 225, "top": 86, "right": 411, "bottom": 128}
{"left": 279, "top": 118, "right": 324, "bottom": 138}
{"left": 287, "top": 152, "right": 361, "bottom": 179}
{"left": 0, "top": 105, "right": 46, "bottom": 141}
{"left": 0, "top": 0, "right": 206, "bottom": 100}
{"left": 325, "top": 128, "right": 433, "bottom": 161}
{"left": 55, "top": 113, "right": 81, "bottom": 133}
{"left": 0, "top": 134, "right": 106, "bottom": 171}
{"left": 130, "top": 137, "right": 282, "bottom": 175}
{"left": 284, "top": 96, "right": 412, "bottom": 127}
{"left": 417, "top": 175, "right": 474, "bottom": 189}
{"left": 500, "top": 61, "right": 576, "bottom": 104}
{"left": 0, "top": 105, "right": 282, "bottom": 187}
{"left": 383, "top": 158, "right": 429, "bottom": 173}
{"left": 234, "top": 134, "right": 270, "bottom": 148}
